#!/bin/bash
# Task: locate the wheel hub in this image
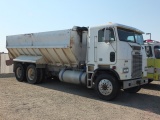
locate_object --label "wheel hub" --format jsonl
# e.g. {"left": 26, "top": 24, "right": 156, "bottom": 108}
{"left": 102, "top": 84, "right": 108, "bottom": 90}
{"left": 98, "top": 79, "right": 113, "bottom": 95}
{"left": 28, "top": 68, "right": 35, "bottom": 80}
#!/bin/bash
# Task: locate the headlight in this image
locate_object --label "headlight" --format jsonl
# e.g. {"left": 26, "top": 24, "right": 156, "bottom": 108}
{"left": 123, "top": 68, "right": 129, "bottom": 73}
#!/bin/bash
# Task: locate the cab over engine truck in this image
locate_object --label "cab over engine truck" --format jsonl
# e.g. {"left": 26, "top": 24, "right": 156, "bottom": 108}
{"left": 6, "top": 23, "right": 148, "bottom": 100}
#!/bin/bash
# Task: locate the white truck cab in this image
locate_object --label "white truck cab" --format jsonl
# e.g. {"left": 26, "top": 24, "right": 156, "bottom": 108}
{"left": 87, "top": 23, "right": 147, "bottom": 87}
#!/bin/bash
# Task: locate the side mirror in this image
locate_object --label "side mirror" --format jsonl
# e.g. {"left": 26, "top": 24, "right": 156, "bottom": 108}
{"left": 104, "top": 29, "right": 111, "bottom": 43}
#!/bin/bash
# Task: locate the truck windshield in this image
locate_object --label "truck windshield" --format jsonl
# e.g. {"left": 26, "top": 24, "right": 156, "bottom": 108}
{"left": 145, "top": 46, "right": 153, "bottom": 57}
{"left": 154, "top": 46, "right": 160, "bottom": 59}
{"left": 117, "top": 28, "right": 144, "bottom": 45}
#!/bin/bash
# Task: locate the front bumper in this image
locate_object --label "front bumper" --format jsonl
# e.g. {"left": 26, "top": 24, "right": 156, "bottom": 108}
{"left": 123, "top": 78, "right": 148, "bottom": 89}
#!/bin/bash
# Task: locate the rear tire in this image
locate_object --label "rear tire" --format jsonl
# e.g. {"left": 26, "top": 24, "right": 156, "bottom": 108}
{"left": 26, "top": 64, "right": 41, "bottom": 84}
{"left": 15, "top": 63, "right": 26, "bottom": 82}
{"left": 36, "top": 68, "right": 44, "bottom": 83}
{"left": 95, "top": 74, "right": 120, "bottom": 101}
{"left": 123, "top": 86, "right": 141, "bottom": 93}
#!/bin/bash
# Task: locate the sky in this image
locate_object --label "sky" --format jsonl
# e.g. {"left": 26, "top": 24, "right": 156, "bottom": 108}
{"left": 0, "top": 0, "right": 160, "bottom": 52}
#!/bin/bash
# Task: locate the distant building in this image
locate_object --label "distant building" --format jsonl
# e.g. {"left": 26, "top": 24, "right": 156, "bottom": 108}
{"left": 0, "top": 52, "right": 13, "bottom": 73}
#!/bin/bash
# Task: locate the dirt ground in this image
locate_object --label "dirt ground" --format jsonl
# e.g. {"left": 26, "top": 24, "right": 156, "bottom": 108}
{"left": 0, "top": 75, "right": 160, "bottom": 120}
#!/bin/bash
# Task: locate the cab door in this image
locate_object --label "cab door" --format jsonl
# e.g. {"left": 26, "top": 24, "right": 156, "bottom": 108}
{"left": 96, "top": 27, "right": 117, "bottom": 65}
{"left": 153, "top": 46, "right": 160, "bottom": 80}
{"left": 145, "top": 46, "right": 154, "bottom": 79}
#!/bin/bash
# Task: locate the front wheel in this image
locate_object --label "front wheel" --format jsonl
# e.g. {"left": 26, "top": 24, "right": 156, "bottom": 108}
{"left": 95, "top": 74, "right": 120, "bottom": 101}
{"left": 123, "top": 86, "right": 141, "bottom": 93}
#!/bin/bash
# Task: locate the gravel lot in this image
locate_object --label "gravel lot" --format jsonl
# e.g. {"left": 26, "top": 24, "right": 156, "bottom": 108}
{"left": 0, "top": 75, "right": 160, "bottom": 120}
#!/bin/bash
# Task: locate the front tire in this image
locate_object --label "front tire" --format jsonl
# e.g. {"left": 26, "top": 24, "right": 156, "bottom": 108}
{"left": 15, "top": 63, "right": 26, "bottom": 82}
{"left": 95, "top": 74, "right": 120, "bottom": 101}
{"left": 123, "top": 86, "right": 141, "bottom": 93}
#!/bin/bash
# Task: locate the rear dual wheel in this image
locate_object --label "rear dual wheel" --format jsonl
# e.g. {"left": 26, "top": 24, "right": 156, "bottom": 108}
{"left": 15, "top": 64, "right": 44, "bottom": 84}
{"left": 15, "top": 63, "right": 26, "bottom": 82}
{"left": 26, "top": 64, "right": 44, "bottom": 84}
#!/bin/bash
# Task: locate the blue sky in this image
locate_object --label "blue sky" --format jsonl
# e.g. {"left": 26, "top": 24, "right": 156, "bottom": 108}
{"left": 0, "top": 0, "right": 160, "bottom": 52}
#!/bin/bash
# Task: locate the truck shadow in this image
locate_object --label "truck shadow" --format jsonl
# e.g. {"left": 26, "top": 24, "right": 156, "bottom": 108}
{"left": 37, "top": 79, "right": 160, "bottom": 115}
{"left": 113, "top": 91, "right": 160, "bottom": 115}
{"left": 142, "top": 82, "right": 160, "bottom": 91}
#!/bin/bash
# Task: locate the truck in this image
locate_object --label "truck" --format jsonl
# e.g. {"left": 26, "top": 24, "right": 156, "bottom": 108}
{"left": 6, "top": 23, "right": 148, "bottom": 100}
{"left": 144, "top": 39, "right": 160, "bottom": 82}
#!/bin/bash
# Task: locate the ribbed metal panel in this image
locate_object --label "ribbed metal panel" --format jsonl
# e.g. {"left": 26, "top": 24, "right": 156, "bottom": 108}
{"left": 132, "top": 55, "right": 142, "bottom": 78}
{"left": 6, "top": 29, "right": 87, "bottom": 67}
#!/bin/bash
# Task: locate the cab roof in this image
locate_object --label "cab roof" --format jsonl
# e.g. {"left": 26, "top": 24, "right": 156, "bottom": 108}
{"left": 91, "top": 22, "right": 144, "bottom": 34}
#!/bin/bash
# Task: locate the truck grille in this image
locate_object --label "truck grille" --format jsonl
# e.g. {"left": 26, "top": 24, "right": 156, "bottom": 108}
{"left": 132, "top": 55, "right": 142, "bottom": 78}
{"left": 132, "top": 46, "right": 141, "bottom": 50}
